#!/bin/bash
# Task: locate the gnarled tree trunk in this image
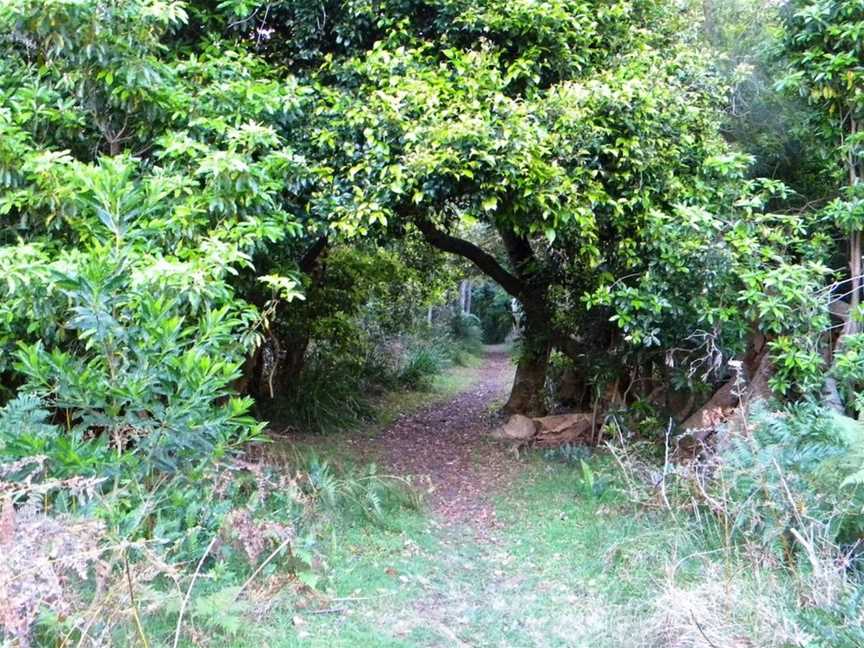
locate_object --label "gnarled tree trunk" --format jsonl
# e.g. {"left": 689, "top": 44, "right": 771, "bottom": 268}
{"left": 505, "top": 315, "right": 551, "bottom": 415}
{"left": 414, "top": 216, "right": 557, "bottom": 415}
{"left": 505, "top": 351, "right": 550, "bottom": 416}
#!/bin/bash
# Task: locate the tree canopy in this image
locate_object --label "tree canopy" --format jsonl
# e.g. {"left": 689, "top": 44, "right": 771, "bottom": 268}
{"left": 0, "top": 0, "right": 860, "bottom": 428}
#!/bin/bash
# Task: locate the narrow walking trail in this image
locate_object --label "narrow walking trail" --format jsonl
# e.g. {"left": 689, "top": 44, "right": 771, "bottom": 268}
{"left": 370, "top": 346, "right": 521, "bottom": 528}
{"left": 267, "top": 346, "right": 659, "bottom": 647}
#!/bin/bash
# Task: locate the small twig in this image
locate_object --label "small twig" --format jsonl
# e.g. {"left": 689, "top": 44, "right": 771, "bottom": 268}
{"left": 330, "top": 591, "right": 399, "bottom": 603}
{"left": 172, "top": 533, "right": 220, "bottom": 648}
{"left": 308, "top": 607, "right": 346, "bottom": 615}
{"left": 70, "top": 586, "right": 118, "bottom": 648}
{"left": 690, "top": 610, "right": 720, "bottom": 648}
{"left": 235, "top": 536, "right": 294, "bottom": 601}
{"left": 605, "top": 440, "right": 639, "bottom": 499}
{"left": 123, "top": 549, "right": 150, "bottom": 648}
{"left": 228, "top": 5, "right": 261, "bottom": 28}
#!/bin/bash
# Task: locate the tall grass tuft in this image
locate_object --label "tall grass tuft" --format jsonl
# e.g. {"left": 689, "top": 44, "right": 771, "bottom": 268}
{"left": 399, "top": 345, "right": 449, "bottom": 389}
{"left": 265, "top": 355, "right": 377, "bottom": 434}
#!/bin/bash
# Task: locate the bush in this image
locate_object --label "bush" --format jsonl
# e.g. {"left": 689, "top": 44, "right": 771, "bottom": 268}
{"left": 470, "top": 284, "right": 514, "bottom": 344}
{"left": 800, "top": 585, "right": 864, "bottom": 647}
{"left": 449, "top": 312, "right": 483, "bottom": 342}
{"left": 263, "top": 351, "right": 378, "bottom": 434}
{"left": 831, "top": 333, "right": 864, "bottom": 419}
{"left": 0, "top": 246, "right": 264, "bottom": 482}
{"left": 717, "top": 403, "right": 864, "bottom": 558}
{"left": 399, "top": 345, "right": 449, "bottom": 389}
{"left": 267, "top": 323, "right": 477, "bottom": 433}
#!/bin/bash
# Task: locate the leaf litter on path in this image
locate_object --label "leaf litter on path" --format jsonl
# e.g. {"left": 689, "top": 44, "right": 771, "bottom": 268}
{"left": 367, "top": 347, "right": 522, "bottom": 535}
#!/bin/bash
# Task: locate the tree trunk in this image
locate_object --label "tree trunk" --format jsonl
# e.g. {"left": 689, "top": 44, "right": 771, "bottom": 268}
{"left": 824, "top": 300, "right": 850, "bottom": 412}
{"left": 239, "top": 236, "right": 329, "bottom": 400}
{"left": 702, "top": 0, "right": 718, "bottom": 45}
{"left": 504, "top": 308, "right": 551, "bottom": 415}
{"left": 276, "top": 332, "right": 310, "bottom": 395}
{"left": 850, "top": 229, "right": 860, "bottom": 335}
{"left": 505, "top": 343, "right": 550, "bottom": 416}
{"left": 411, "top": 216, "right": 553, "bottom": 414}
{"left": 821, "top": 113, "right": 864, "bottom": 414}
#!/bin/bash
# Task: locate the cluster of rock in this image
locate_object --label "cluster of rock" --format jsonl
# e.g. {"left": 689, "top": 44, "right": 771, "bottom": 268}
{"left": 490, "top": 413, "right": 594, "bottom": 447}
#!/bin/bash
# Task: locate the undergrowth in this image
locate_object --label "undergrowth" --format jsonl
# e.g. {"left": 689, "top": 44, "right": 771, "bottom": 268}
{"left": 7, "top": 356, "right": 863, "bottom": 647}
{"left": 1, "top": 446, "right": 419, "bottom": 647}
{"left": 600, "top": 402, "right": 864, "bottom": 647}
{"left": 269, "top": 317, "right": 485, "bottom": 434}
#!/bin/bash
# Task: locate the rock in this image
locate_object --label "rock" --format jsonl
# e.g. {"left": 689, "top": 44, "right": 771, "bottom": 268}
{"left": 532, "top": 413, "right": 593, "bottom": 447}
{"left": 491, "top": 412, "right": 595, "bottom": 447}
{"left": 491, "top": 414, "right": 537, "bottom": 441}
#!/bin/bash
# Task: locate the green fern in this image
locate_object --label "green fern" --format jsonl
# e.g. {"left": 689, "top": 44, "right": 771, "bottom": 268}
{"left": 297, "top": 453, "right": 418, "bottom": 527}
{"left": 0, "top": 393, "right": 59, "bottom": 441}
{"left": 720, "top": 403, "right": 864, "bottom": 553}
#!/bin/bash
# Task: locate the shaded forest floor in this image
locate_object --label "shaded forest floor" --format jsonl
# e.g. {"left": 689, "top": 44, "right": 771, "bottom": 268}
{"left": 224, "top": 348, "right": 813, "bottom": 648}
{"left": 284, "top": 345, "right": 521, "bottom": 530}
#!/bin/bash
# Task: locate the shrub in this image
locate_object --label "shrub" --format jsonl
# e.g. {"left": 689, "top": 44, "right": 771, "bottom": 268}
{"left": 0, "top": 496, "right": 107, "bottom": 647}
{"left": 268, "top": 319, "right": 479, "bottom": 433}
{"left": 830, "top": 333, "right": 864, "bottom": 419}
{"left": 470, "top": 284, "right": 514, "bottom": 344}
{"left": 0, "top": 245, "right": 264, "bottom": 480}
{"left": 800, "top": 585, "right": 864, "bottom": 648}
{"left": 449, "top": 313, "right": 484, "bottom": 347}
{"left": 0, "top": 442, "right": 419, "bottom": 646}
{"left": 717, "top": 403, "right": 864, "bottom": 558}
{"left": 399, "top": 345, "right": 449, "bottom": 389}
{"left": 263, "top": 351, "right": 378, "bottom": 434}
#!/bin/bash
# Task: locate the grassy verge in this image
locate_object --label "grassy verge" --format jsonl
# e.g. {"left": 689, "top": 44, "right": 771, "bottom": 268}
{"left": 370, "top": 356, "right": 484, "bottom": 428}
{"left": 109, "top": 365, "right": 859, "bottom": 648}
{"left": 165, "top": 450, "right": 828, "bottom": 648}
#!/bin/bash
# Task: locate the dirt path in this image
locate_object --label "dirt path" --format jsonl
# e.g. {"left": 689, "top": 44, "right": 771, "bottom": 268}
{"left": 369, "top": 346, "right": 521, "bottom": 529}
{"left": 272, "top": 348, "right": 655, "bottom": 647}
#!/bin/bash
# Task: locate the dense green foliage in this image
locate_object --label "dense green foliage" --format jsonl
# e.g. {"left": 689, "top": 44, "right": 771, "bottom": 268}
{"left": 0, "top": 0, "right": 851, "bottom": 454}
{"left": 3, "top": 0, "right": 864, "bottom": 645}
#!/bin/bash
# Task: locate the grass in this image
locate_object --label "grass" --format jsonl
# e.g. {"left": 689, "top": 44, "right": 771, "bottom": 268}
{"left": 161, "top": 451, "right": 821, "bottom": 648}
{"left": 119, "top": 356, "right": 854, "bottom": 648}
{"left": 272, "top": 356, "right": 485, "bottom": 465}
{"left": 27, "top": 354, "right": 858, "bottom": 647}
{"left": 372, "top": 357, "right": 483, "bottom": 427}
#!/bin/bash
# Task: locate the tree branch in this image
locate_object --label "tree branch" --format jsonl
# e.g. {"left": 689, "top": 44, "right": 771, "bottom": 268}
{"left": 499, "top": 226, "right": 536, "bottom": 277}
{"left": 414, "top": 219, "right": 526, "bottom": 298}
